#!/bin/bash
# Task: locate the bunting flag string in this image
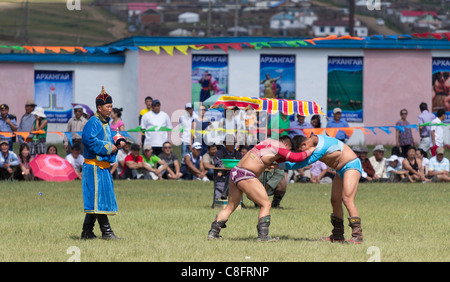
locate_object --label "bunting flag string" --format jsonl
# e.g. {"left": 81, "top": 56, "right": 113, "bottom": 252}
{"left": 0, "top": 32, "right": 449, "bottom": 56}
{"left": 0, "top": 122, "right": 445, "bottom": 142}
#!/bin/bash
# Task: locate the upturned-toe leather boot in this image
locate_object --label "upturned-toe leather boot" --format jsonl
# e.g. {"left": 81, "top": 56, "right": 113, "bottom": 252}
{"left": 207, "top": 216, "right": 227, "bottom": 240}
{"left": 347, "top": 217, "right": 363, "bottom": 244}
{"left": 256, "top": 215, "right": 279, "bottom": 242}
{"left": 320, "top": 214, "right": 345, "bottom": 242}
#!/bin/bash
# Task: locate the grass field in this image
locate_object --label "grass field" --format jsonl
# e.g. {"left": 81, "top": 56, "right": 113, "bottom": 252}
{"left": 0, "top": 179, "right": 448, "bottom": 262}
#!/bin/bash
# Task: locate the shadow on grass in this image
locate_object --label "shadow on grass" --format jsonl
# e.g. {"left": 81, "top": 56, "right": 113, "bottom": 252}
{"left": 227, "top": 235, "right": 321, "bottom": 242}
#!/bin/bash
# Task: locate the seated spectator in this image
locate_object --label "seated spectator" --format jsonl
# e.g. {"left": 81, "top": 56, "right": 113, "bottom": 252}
{"left": 202, "top": 144, "right": 217, "bottom": 180}
{"left": 369, "top": 145, "right": 388, "bottom": 181}
{"left": 65, "top": 143, "right": 84, "bottom": 180}
{"left": 297, "top": 166, "right": 311, "bottom": 183}
{"left": 402, "top": 146, "right": 430, "bottom": 182}
{"left": 386, "top": 155, "right": 412, "bottom": 182}
{"left": 428, "top": 147, "right": 450, "bottom": 182}
{"left": 46, "top": 145, "right": 58, "bottom": 155}
{"left": 0, "top": 140, "right": 20, "bottom": 180}
{"left": 286, "top": 167, "right": 303, "bottom": 183}
{"left": 142, "top": 144, "right": 168, "bottom": 180}
{"left": 310, "top": 160, "right": 329, "bottom": 184}
{"left": 17, "top": 143, "right": 33, "bottom": 181}
{"left": 416, "top": 148, "right": 429, "bottom": 177}
{"left": 180, "top": 142, "right": 209, "bottom": 181}
{"left": 213, "top": 134, "right": 242, "bottom": 199}
{"left": 115, "top": 139, "right": 131, "bottom": 178}
{"left": 158, "top": 141, "right": 183, "bottom": 180}
{"left": 359, "top": 145, "right": 377, "bottom": 182}
{"left": 121, "top": 143, "right": 144, "bottom": 179}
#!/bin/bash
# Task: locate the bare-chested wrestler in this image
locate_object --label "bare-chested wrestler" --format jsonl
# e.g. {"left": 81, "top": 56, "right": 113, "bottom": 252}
{"left": 207, "top": 135, "right": 314, "bottom": 242}
{"left": 279, "top": 135, "right": 364, "bottom": 244}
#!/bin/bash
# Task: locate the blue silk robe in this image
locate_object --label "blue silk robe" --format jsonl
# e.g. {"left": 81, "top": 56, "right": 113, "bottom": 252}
{"left": 82, "top": 112, "right": 118, "bottom": 215}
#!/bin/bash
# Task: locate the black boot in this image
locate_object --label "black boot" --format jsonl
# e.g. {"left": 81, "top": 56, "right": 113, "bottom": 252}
{"left": 207, "top": 216, "right": 227, "bottom": 240}
{"left": 320, "top": 214, "right": 345, "bottom": 242}
{"left": 256, "top": 215, "right": 279, "bottom": 242}
{"left": 271, "top": 191, "right": 285, "bottom": 209}
{"left": 97, "top": 214, "right": 121, "bottom": 240}
{"left": 81, "top": 214, "right": 97, "bottom": 239}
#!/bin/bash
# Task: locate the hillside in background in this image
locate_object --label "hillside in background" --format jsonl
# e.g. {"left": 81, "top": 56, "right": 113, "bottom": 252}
{"left": 0, "top": 0, "right": 130, "bottom": 47}
{"left": 0, "top": 0, "right": 448, "bottom": 48}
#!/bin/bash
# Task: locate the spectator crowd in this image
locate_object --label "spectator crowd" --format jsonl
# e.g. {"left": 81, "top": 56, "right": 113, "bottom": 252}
{"left": 1, "top": 98, "right": 449, "bottom": 189}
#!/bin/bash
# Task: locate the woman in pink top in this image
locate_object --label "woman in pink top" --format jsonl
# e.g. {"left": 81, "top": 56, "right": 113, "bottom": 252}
{"left": 208, "top": 135, "right": 315, "bottom": 242}
{"left": 110, "top": 108, "right": 125, "bottom": 132}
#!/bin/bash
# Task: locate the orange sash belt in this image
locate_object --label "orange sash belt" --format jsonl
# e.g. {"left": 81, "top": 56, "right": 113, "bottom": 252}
{"left": 84, "top": 159, "right": 111, "bottom": 169}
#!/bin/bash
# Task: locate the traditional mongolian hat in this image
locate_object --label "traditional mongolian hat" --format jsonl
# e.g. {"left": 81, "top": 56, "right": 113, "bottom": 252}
{"left": 96, "top": 86, "right": 113, "bottom": 106}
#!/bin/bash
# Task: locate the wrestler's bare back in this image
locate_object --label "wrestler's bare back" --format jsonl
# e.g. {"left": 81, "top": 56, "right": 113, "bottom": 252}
{"left": 306, "top": 136, "right": 358, "bottom": 171}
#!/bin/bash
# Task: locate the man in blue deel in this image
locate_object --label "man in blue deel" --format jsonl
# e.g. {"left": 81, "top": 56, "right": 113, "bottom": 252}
{"left": 80, "top": 86, "right": 125, "bottom": 240}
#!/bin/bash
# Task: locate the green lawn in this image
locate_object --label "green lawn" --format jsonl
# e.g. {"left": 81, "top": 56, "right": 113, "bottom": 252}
{"left": 0, "top": 179, "right": 448, "bottom": 262}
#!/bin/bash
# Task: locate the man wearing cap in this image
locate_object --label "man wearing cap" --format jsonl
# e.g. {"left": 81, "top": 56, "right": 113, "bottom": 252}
{"left": 81, "top": 87, "right": 125, "bottom": 240}
{"left": 179, "top": 102, "right": 198, "bottom": 158}
{"left": 140, "top": 99, "right": 172, "bottom": 156}
{"left": 369, "top": 145, "right": 388, "bottom": 181}
{"left": 180, "top": 142, "right": 209, "bottom": 181}
{"left": 63, "top": 105, "right": 88, "bottom": 154}
{"left": 326, "top": 108, "right": 350, "bottom": 143}
{"left": 428, "top": 147, "right": 450, "bottom": 182}
{"left": 0, "top": 139, "right": 20, "bottom": 180}
{"left": 17, "top": 99, "right": 36, "bottom": 144}
{"left": 0, "top": 104, "right": 18, "bottom": 150}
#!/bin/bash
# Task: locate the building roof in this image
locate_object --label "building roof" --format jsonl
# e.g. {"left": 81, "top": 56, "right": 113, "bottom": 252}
{"left": 312, "top": 20, "right": 349, "bottom": 27}
{"left": 401, "top": 11, "right": 438, "bottom": 17}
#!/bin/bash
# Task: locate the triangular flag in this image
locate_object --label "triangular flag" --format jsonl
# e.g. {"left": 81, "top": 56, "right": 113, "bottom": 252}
{"left": 340, "top": 127, "right": 355, "bottom": 137}
{"left": 189, "top": 45, "right": 204, "bottom": 50}
{"left": 139, "top": 46, "right": 160, "bottom": 54}
{"left": 228, "top": 43, "right": 242, "bottom": 51}
{"left": 175, "top": 45, "right": 189, "bottom": 55}
{"left": 325, "top": 128, "right": 338, "bottom": 138}
{"left": 161, "top": 46, "right": 174, "bottom": 56}
{"left": 216, "top": 43, "right": 228, "bottom": 53}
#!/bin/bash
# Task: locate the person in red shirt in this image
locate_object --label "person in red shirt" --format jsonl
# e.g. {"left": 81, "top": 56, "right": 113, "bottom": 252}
{"left": 120, "top": 143, "right": 144, "bottom": 179}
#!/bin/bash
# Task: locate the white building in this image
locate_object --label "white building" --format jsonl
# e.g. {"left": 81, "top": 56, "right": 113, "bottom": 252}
{"left": 312, "top": 20, "right": 368, "bottom": 37}
{"left": 270, "top": 12, "right": 306, "bottom": 29}
{"left": 178, "top": 12, "right": 200, "bottom": 24}
{"left": 400, "top": 11, "right": 438, "bottom": 24}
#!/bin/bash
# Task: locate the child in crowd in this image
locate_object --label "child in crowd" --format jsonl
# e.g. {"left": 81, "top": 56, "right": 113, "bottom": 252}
{"left": 386, "top": 155, "right": 413, "bottom": 182}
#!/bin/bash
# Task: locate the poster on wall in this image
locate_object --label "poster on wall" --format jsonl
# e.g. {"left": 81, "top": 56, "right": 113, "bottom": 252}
{"left": 34, "top": 70, "right": 73, "bottom": 123}
{"left": 327, "top": 56, "right": 363, "bottom": 122}
{"left": 191, "top": 54, "right": 228, "bottom": 105}
{"left": 259, "top": 54, "right": 295, "bottom": 100}
{"left": 432, "top": 57, "right": 450, "bottom": 121}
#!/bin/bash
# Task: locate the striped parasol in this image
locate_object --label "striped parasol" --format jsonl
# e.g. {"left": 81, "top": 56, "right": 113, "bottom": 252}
{"left": 210, "top": 95, "right": 324, "bottom": 116}
{"left": 259, "top": 98, "right": 325, "bottom": 116}
{"left": 210, "top": 95, "right": 262, "bottom": 110}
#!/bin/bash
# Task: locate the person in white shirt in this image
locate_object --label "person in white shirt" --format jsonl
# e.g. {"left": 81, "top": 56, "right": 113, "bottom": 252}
{"left": 178, "top": 103, "right": 197, "bottom": 158}
{"left": 140, "top": 99, "right": 172, "bottom": 156}
{"left": 430, "top": 109, "right": 446, "bottom": 156}
{"left": 65, "top": 143, "right": 84, "bottom": 180}
{"left": 428, "top": 147, "right": 450, "bottom": 182}
{"left": 368, "top": 144, "right": 388, "bottom": 181}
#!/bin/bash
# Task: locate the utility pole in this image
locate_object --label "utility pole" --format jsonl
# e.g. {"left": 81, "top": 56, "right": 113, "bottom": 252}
{"left": 23, "top": 0, "right": 29, "bottom": 45}
{"left": 234, "top": 0, "right": 239, "bottom": 37}
{"left": 348, "top": 0, "right": 354, "bottom": 36}
{"left": 207, "top": 0, "right": 212, "bottom": 37}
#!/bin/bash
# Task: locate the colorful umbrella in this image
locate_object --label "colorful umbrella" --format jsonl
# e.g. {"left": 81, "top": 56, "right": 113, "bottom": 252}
{"left": 202, "top": 94, "right": 227, "bottom": 108}
{"left": 210, "top": 95, "right": 324, "bottom": 116}
{"left": 29, "top": 154, "right": 78, "bottom": 182}
{"left": 210, "top": 95, "right": 262, "bottom": 110}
